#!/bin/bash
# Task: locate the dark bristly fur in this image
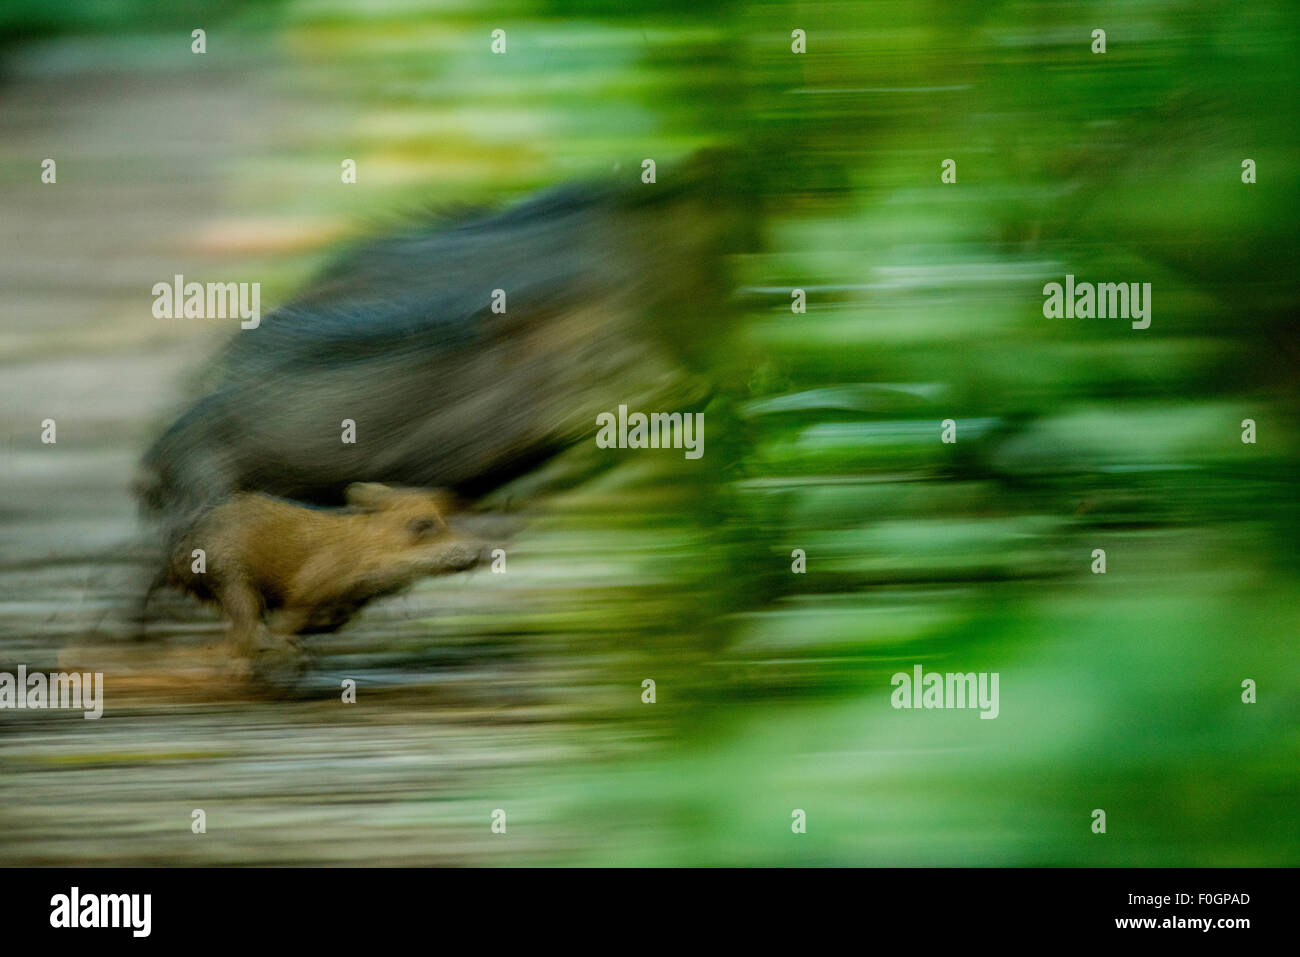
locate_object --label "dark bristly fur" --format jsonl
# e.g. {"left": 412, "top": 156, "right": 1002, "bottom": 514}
{"left": 135, "top": 157, "right": 751, "bottom": 540}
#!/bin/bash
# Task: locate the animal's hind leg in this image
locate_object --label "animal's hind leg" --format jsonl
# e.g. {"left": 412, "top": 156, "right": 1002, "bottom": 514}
{"left": 214, "top": 577, "right": 263, "bottom": 659}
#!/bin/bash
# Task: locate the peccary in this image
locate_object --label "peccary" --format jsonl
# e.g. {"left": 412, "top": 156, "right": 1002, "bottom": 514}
{"left": 135, "top": 156, "right": 750, "bottom": 534}
{"left": 154, "top": 484, "right": 480, "bottom": 664}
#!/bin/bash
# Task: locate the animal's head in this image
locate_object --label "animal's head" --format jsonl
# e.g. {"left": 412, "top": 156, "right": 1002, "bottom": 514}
{"left": 344, "top": 482, "right": 482, "bottom": 574}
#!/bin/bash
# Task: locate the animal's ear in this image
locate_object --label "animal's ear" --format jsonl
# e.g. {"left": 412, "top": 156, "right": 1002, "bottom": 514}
{"left": 425, "top": 488, "right": 459, "bottom": 519}
{"left": 345, "top": 482, "right": 395, "bottom": 509}
{"left": 426, "top": 488, "right": 457, "bottom": 512}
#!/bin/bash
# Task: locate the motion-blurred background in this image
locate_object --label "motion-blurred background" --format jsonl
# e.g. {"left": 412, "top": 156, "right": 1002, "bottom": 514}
{"left": 0, "top": 0, "right": 1297, "bottom": 865}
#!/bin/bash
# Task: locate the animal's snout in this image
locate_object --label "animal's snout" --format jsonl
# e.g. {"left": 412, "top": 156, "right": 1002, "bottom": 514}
{"left": 435, "top": 540, "right": 483, "bottom": 573}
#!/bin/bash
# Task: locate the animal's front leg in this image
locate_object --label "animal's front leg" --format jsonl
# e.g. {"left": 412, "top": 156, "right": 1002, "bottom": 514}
{"left": 267, "top": 605, "right": 314, "bottom": 637}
